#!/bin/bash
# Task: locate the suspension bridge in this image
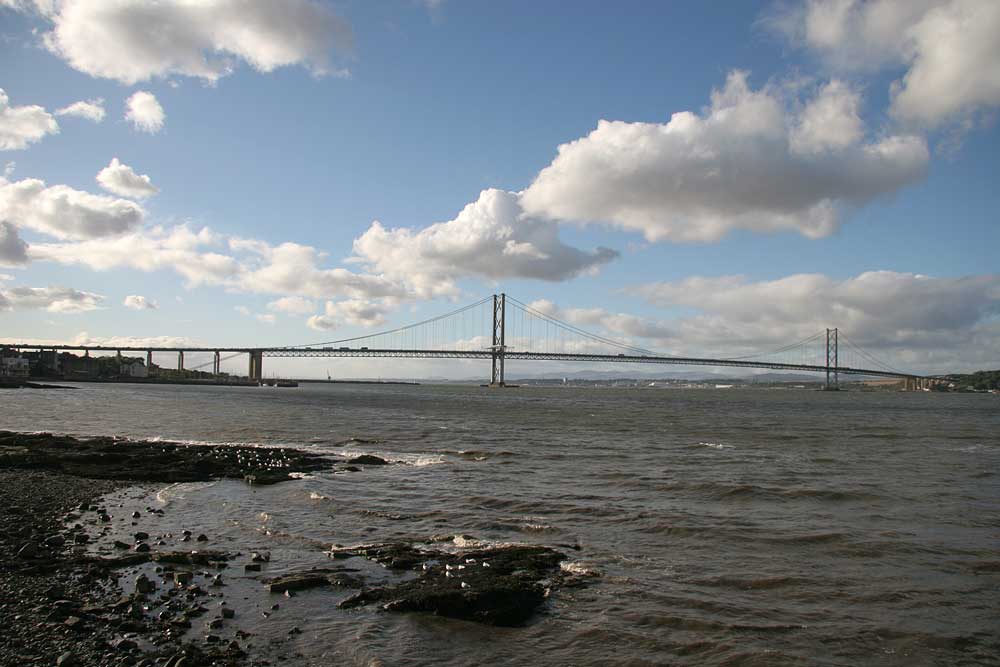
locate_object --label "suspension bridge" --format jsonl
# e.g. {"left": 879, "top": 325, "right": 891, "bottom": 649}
{"left": 6, "top": 294, "right": 936, "bottom": 389}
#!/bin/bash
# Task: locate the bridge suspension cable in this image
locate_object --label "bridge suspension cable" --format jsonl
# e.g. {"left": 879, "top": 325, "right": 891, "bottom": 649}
{"left": 281, "top": 296, "right": 493, "bottom": 350}
{"left": 504, "top": 296, "right": 657, "bottom": 356}
{"left": 838, "top": 332, "right": 910, "bottom": 376}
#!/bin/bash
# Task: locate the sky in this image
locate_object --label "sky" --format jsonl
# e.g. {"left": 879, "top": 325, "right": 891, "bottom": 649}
{"left": 1, "top": 0, "right": 998, "bottom": 379}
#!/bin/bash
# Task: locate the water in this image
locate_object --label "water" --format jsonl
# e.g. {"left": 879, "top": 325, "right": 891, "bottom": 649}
{"left": 4, "top": 382, "right": 999, "bottom": 665}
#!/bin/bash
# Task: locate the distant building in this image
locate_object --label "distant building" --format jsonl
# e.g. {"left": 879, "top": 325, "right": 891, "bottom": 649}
{"left": 120, "top": 360, "right": 148, "bottom": 378}
{"left": 1, "top": 354, "right": 30, "bottom": 377}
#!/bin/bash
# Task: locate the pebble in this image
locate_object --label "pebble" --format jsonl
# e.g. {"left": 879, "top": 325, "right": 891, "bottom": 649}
{"left": 44, "top": 534, "right": 66, "bottom": 548}
{"left": 16, "top": 542, "right": 37, "bottom": 558}
{"left": 55, "top": 651, "right": 77, "bottom": 666}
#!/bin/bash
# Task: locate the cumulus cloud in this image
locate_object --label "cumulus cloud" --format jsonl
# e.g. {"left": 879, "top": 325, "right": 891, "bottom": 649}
{"left": 55, "top": 98, "right": 105, "bottom": 122}
{"left": 0, "top": 176, "right": 145, "bottom": 240}
{"left": 307, "top": 299, "right": 389, "bottom": 331}
{"left": 353, "top": 189, "right": 618, "bottom": 297}
{"left": 123, "top": 294, "right": 157, "bottom": 310}
{"left": 521, "top": 71, "right": 928, "bottom": 242}
{"left": 124, "top": 91, "right": 164, "bottom": 133}
{"left": 267, "top": 296, "right": 317, "bottom": 315}
{"left": 35, "top": 0, "right": 351, "bottom": 84}
{"left": 0, "top": 284, "right": 104, "bottom": 312}
{"left": 0, "top": 88, "right": 59, "bottom": 150}
{"left": 0, "top": 220, "right": 29, "bottom": 266}
{"left": 96, "top": 158, "right": 158, "bottom": 199}
{"left": 767, "top": 0, "right": 1000, "bottom": 128}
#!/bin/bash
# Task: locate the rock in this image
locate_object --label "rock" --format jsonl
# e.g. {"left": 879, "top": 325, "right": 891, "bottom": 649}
{"left": 208, "top": 617, "right": 224, "bottom": 629}
{"left": 113, "top": 540, "right": 130, "bottom": 549}
{"left": 135, "top": 574, "right": 156, "bottom": 594}
{"left": 244, "top": 563, "right": 261, "bottom": 572}
{"left": 134, "top": 542, "right": 150, "bottom": 553}
{"left": 134, "top": 531, "right": 149, "bottom": 541}
{"left": 266, "top": 572, "right": 331, "bottom": 594}
{"left": 288, "top": 626, "right": 302, "bottom": 635}
{"left": 63, "top": 615, "right": 84, "bottom": 630}
{"left": 175, "top": 571, "right": 193, "bottom": 586}
{"left": 348, "top": 455, "right": 390, "bottom": 466}
{"left": 131, "top": 511, "right": 141, "bottom": 518}
{"left": 250, "top": 551, "right": 269, "bottom": 562}
{"left": 335, "top": 542, "right": 568, "bottom": 626}
{"left": 111, "top": 637, "right": 138, "bottom": 651}
{"left": 16, "top": 542, "right": 37, "bottom": 558}
{"left": 205, "top": 634, "right": 220, "bottom": 644}
{"left": 220, "top": 607, "right": 235, "bottom": 619}
{"left": 56, "top": 651, "right": 78, "bottom": 666}
{"left": 44, "top": 534, "right": 66, "bottom": 548}
{"left": 73, "top": 534, "right": 89, "bottom": 544}
{"left": 196, "top": 534, "right": 208, "bottom": 542}
{"left": 210, "top": 574, "right": 224, "bottom": 587}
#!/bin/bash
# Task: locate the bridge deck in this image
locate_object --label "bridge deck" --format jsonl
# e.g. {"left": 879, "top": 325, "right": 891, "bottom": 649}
{"left": 5, "top": 344, "right": 925, "bottom": 380}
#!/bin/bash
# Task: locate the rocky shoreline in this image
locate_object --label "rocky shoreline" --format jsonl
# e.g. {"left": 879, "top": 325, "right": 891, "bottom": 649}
{"left": 0, "top": 431, "right": 590, "bottom": 666}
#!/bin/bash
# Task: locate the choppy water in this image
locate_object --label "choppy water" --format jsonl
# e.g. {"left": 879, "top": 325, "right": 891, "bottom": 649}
{"left": 4, "top": 382, "right": 999, "bottom": 665}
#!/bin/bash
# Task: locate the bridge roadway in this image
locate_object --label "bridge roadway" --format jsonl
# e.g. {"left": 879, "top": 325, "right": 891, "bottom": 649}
{"left": 9, "top": 344, "right": 926, "bottom": 381}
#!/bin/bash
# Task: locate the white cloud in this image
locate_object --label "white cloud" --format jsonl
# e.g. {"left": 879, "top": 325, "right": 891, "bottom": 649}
{"left": 255, "top": 313, "right": 276, "bottom": 324}
{"left": 0, "top": 176, "right": 145, "bottom": 240}
{"left": 37, "top": 0, "right": 352, "bottom": 84}
{"left": 234, "top": 305, "right": 250, "bottom": 316}
{"left": 267, "top": 296, "right": 317, "bottom": 315}
{"left": 55, "top": 98, "right": 105, "bottom": 122}
{"left": 767, "top": 0, "right": 1000, "bottom": 128}
{"left": 123, "top": 294, "right": 157, "bottom": 310}
{"left": 521, "top": 71, "right": 928, "bottom": 242}
{"left": 307, "top": 299, "right": 389, "bottom": 331}
{"left": 96, "top": 158, "right": 158, "bottom": 199}
{"left": 125, "top": 91, "right": 164, "bottom": 133}
{"left": 29, "top": 223, "right": 412, "bottom": 305}
{"left": 0, "top": 284, "right": 104, "bottom": 312}
{"left": 353, "top": 188, "right": 618, "bottom": 297}
{"left": 0, "top": 220, "right": 29, "bottom": 266}
{"left": 0, "top": 88, "right": 59, "bottom": 150}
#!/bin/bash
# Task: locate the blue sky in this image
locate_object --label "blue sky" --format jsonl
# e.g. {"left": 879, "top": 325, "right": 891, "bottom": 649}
{"left": 1, "top": 0, "right": 998, "bottom": 377}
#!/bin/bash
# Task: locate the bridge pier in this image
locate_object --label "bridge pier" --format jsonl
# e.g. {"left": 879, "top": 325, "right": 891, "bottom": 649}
{"left": 178, "top": 351, "right": 184, "bottom": 371}
{"left": 213, "top": 350, "right": 220, "bottom": 375}
{"left": 248, "top": 350, "right": 263, "bottom": 382}
{"left": 146, "top": 350, "right": 152, "bottom": 369}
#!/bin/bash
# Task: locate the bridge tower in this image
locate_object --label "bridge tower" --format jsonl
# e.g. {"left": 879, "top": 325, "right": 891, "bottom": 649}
{"left": 825, "top": 328, "right": 839, "bottom": 390}
{"left": 491, "top": 293, "right": 506, "bottom": 386}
